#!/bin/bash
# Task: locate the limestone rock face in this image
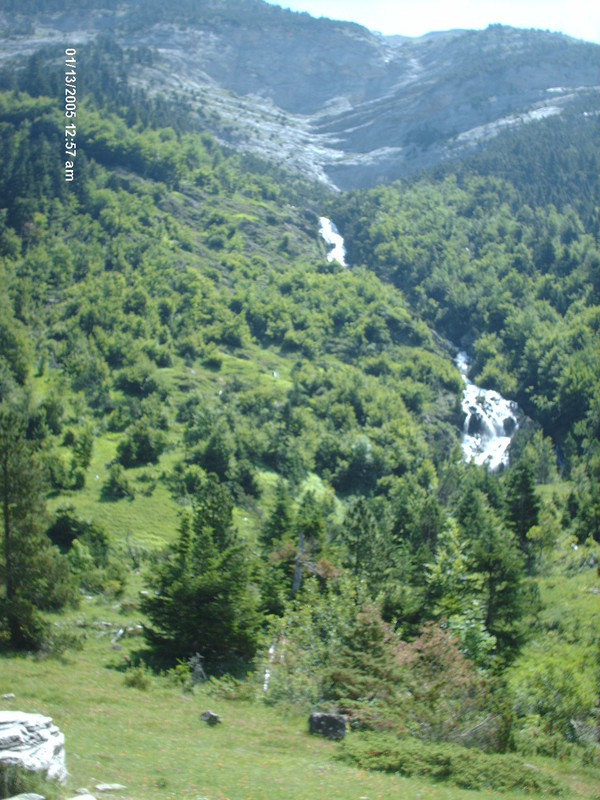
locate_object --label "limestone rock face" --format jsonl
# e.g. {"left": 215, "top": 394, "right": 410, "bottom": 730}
{"left": 0, "top": 3, "right": 597, "bottom": 190}
{"left": 0, "top": 711, "right": 67, "bottom": 784}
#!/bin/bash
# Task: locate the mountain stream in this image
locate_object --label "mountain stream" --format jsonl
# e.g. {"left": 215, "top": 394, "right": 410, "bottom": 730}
{"left": 316, "top": 218, "right": 519, "bottom": 470}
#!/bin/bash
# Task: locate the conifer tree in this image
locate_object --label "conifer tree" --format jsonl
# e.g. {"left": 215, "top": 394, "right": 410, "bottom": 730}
{"left": 461, "top": 488, "right": 527, "bottom": 664}
{"left": 0, "top": 401, "right": 74, "bottom": 649}
{"left": 142, "top": 474, "right": 260, "bottom": 673}
{"left": 504, "top": 461, "right": 540, "bottom": 567}
{"left": 260, "top": 478, "right": 293, "bottom": 550}
{"left": 342, "top": 497, "right": 380, "bottom": 578}
{"left": 322, "top": 603, "right": 400, "bottom": 727}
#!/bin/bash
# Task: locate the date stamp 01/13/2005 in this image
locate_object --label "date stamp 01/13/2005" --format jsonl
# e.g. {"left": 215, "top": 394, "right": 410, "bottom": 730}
{"left": 64, "top": 48, "right": 77, "bottom": 182}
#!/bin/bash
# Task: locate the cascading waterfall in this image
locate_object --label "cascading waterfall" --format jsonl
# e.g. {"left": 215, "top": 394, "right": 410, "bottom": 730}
{"left": 315, "top": 217, "right": 519, "bottom": 471}
{"left": 456, "top": 352, "right": 519, "bottom": 470}
{"left": 319, "top": 216, "right": 347, "bottom": 266}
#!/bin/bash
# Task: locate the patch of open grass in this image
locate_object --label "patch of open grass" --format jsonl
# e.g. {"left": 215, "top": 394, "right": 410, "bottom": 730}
{"left": 537, "top": 481, "right": 572, "bottom": 503}
{"left": 0, "top": 624, "right": 581, "bottom": 800}
{"left": 1, "top": 585, "right": 598, "bottom": 800}
{"left": 47, "top": 432, "right": 182, "bottom": 550}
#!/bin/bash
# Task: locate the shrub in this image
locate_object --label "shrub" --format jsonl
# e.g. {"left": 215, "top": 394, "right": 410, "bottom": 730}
{"left": 259, "top": 579, "right": 374, "bottom": 709}
{"left": 394, "top": 622, "right": 494, "bottom": 746}
{"left": 116, "top": 356, "right": 163, "bottom": 397}
{"left": 339, "top": 734, "right": 562, "bottom": 794}
{"left": 166, "top": 661, "right": 194, "bottom": 692}
{"left": 47, "top": 505, "right": 109, "bottom": 565}
{"left": 124, "top": 665, "right": 151, "bottom": 690}
{"left": 117, "top": 421, "right": 166, "bottom": 467}
{"left": 206, "top": 674, "right": 256, "bottom": 702}
{"left": 166, "top": 653, "right": 207, "bottom": 692}
{"left": 37, "top": 623, "right": 85, "bottom": 658}
{"left": 202, "top": 346, "right": 223, "bottom": 369}
{"left": 509, "top": 644, "right": 599, "bottom": 753}
{"left": 102, "top": 463, "right": 134, "bottom": 500}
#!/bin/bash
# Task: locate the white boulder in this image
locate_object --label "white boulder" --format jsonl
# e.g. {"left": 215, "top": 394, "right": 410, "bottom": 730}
{"left": 0, "top": 711, "right": 67, "bottom": 784}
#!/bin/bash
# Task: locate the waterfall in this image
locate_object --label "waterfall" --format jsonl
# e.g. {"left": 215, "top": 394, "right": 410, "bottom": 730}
{"left": 456, "top": 352, "right": 519, "bottom": 470}
{"left": 319, "top": 217, "right": 347, "bottom": 266}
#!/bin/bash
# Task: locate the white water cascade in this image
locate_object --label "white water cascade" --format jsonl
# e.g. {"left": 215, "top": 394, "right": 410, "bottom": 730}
{"left": 457, "top": 352, "right": 519, "bottom": 470}
{"left": 319, "top": 216, "right": 347, "bottom": 266}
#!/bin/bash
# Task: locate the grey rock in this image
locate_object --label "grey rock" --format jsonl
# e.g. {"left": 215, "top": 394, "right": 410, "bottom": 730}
{"left": 95, "top": 785, "right": 126, "bottom": 793}
{"left": 200, "top": 710, "right": 222, "bottom": 726}
{"left": 309, "top": 712, "right": 346, "bottom": 741}
{"left": 1, "top": 693, "right": 16, "bottom": 700}
{"left": 5, "top": 794, "right": 46, "bottom": 800}
{"left": 0, "top": 711, "right": 66, "bottom": 784}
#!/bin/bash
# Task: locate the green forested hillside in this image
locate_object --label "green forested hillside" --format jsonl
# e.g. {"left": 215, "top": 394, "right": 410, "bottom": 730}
{"left": 332, "top": 156, "right": 600, "bottom": 452}
{"left": 0, "top": 33, "right": 599, "bottom": 800}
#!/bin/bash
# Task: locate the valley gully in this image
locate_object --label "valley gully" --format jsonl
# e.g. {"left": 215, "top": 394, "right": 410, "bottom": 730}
{"left": 64, "top": 48, "right": 77, "bottom": 182}
{"left": 318, "top": 219, "right": 519, "bottom": 469}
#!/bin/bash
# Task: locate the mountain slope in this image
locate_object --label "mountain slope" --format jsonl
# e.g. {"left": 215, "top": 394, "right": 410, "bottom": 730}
{"left": 0, "top": 3, "right": 599, "bottom": 788}
{"left": 1, "top": 0, "right": 599, "bottom": 188}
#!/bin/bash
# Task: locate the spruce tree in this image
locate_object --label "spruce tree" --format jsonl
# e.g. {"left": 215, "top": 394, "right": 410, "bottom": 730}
{"left": 342, "top": 497, "right": 380, "bottom": 578}
{"left": 0, "top": 402, "right": 74, "bottom": 649}
{"left": 504, "top": 461, "right": 540, "bottom": 567}
{"left": 260, "top": 478, "right": 293, "bottom": 550}
{"left": 463, "top": 490, "right": 527, "bottom": 664}
{"left": 142, "top": 474, "right": 260, "bottom": 673}
{"left": 322, "top": 603, "right": 401, "bottom": 729}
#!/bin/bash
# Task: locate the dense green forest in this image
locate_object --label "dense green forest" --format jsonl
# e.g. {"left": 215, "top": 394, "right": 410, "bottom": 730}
{"left": 0, "top": 32, "right": 599, "bottom": 799}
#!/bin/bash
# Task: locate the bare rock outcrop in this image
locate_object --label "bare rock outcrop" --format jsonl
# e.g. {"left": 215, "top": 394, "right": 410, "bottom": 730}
{"left": 1, "top": 5, "right": 597, "bottom": 191}
{"left": 308, "top": 712, "right": 346, "bottom": 741}
{"left": 0, "top": 711, "right": 67, "bottom": 784}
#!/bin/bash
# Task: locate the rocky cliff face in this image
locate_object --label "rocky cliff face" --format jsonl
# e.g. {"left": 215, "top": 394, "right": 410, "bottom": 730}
{"left": 2, "top": 0, "right": 599, "bottom": 188}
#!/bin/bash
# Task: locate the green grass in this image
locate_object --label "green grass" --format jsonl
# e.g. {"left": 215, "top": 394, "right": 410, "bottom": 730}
{"left": 0, "top": 643, "right": 573, "bottom": 800}
{"left": 537, "top": 481, "right": 573, "bottom": 503}
{"left": 47, "top": 434, "right": 182, "bottom": 551}
{"left": 1, "top": 589, "right": 598, "bottom": 800}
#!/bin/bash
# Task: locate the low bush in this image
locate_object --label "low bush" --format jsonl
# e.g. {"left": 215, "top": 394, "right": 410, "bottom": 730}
{"left": 206, "top": 674, "right": 257, "bottom": 702}
{"left": 123, "top": 664, "right": 151, "bottom": 690}
{"left": 102, "top": 463, "right": 134, "bottom": 500}
{"left": 117, "top": 422, "right": 166, "bottom": 467}
{"left": 339, "top": 733, "right": 563, "bottom": 795}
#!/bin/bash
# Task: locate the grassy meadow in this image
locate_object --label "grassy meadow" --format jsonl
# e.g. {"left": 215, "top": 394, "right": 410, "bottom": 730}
{"left": 1, "top": 579, "right": 599, "bottom": 800}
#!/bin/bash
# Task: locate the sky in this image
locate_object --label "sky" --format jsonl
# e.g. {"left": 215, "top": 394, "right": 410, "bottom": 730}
{"left": 264, "top": 0, "right": 600, "bottom": 45}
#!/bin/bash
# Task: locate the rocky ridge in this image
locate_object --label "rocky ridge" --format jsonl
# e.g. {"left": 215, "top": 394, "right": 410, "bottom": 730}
{"left": 1, "top": 1, "right": 599, "bottom": 187}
